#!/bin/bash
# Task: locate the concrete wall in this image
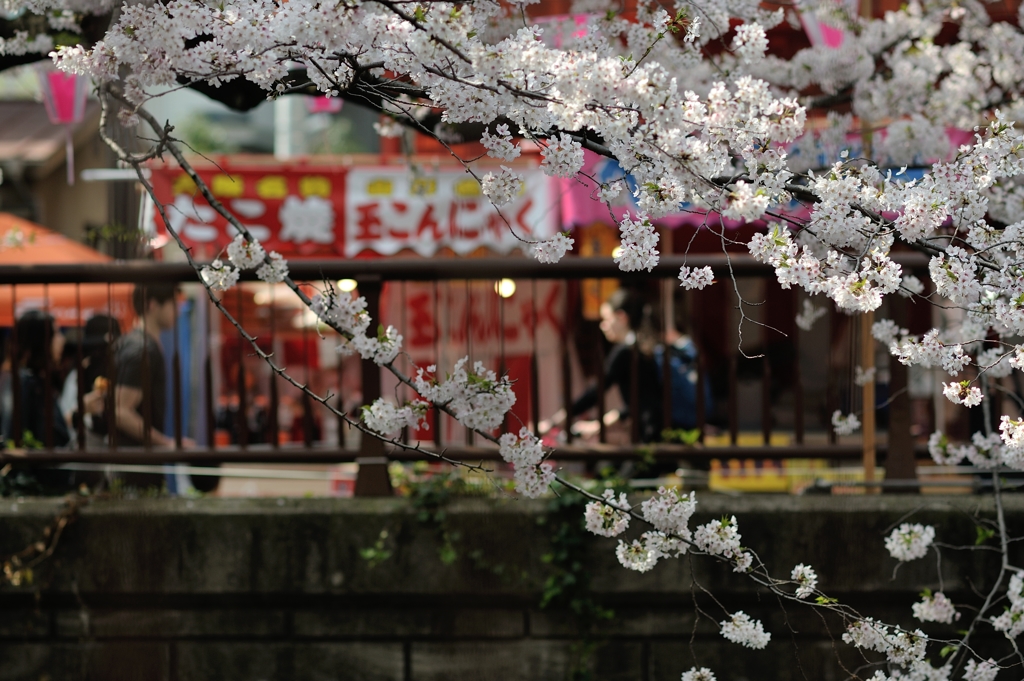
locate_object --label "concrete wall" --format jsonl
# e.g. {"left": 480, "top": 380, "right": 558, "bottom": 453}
{"left": 0, "top": 495, "right": 1020, "bottom": 681}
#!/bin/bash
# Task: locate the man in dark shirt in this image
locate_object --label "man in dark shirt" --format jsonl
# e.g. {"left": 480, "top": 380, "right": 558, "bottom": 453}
{"left": 114, "top": 283, "right": 181, "bottom": 449}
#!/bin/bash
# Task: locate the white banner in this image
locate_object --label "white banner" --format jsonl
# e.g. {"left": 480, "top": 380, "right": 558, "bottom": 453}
{"left": 344, "top": 167, "right": 558, "bottom": 258}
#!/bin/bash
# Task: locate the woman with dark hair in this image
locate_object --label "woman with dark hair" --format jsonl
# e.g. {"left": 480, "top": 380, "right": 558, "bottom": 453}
{"left": 541, "top": 287, "right": 664, "bottom": 443}
{"left": 1, "top": 310, "right": 71, "bottom": 448}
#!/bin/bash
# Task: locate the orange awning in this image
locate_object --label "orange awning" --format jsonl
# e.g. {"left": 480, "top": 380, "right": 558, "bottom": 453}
{"left": 0, "top": 213, "right": 133, "bottom": 328}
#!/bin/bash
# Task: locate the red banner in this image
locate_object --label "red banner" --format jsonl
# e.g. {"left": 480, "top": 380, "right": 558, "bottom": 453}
{"left": 149, "top": 161, "right": 559, "bottom": 259}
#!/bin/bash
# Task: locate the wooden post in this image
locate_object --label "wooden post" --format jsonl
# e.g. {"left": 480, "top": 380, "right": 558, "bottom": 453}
{"left": 861, "top": 310, "right": 877, "bottom": 492}
{"left": 885, "top": 295, "right": 917, "bottom": 490}
{"left": 354, "top": 277, "right": 391, "bottom": 497}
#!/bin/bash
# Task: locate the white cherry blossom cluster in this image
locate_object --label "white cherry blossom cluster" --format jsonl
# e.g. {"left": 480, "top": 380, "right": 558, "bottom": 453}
{"left": 200, "top": 260, "right": 239, "bottom": 293}
{"left": 872, "top": 319, "right": 909, "bottom": 347}
{"left": 539, "top": 133, "right": 584, "bottom": 178}
{"left": 978, "top": 348, "right": 1013, "bottom": 379}
{"left": 795, "top": 299, "right": 827, "bottom": 331}
{"left": 641, "top": 487, "right": 697, "bottom": 538}
{"left": 352, "top": 326, "right": 403, "bottom": 366}
{"left": 991, "top": 606, "right": 1024, "bottom": 640}
{"left": 677, "top": 266, "right": 714, "bottom": 291}
{"left": 885, "top": 523, "right": 935, "bottom": 562}
{"left": 205, "top": 233, "right": 284, "bottom": 288}
{"left": 1010, "top": 346, "right": 1024, "bottom": 372}
{"left": 615, "top": 215, "right": 660, "bottom": 272}
{"left": 497, "top": 427, "right": 553, "bottom": 498}
{"left": 480, "top": 124, "right": 520, "bottom": 162}
{"left": 720, "top": 612, "right": 770, "bottom": 649}
{"left": 998, "top": 411, "right": 1024, "bottom": 459}
{"left": 256, "top": 252, "right": 289, "bottom": 284}
{"left": 693, "top": 516, "right": 742, "bottom": 559}
{"left": 942, "top": 381, "right": 983, "bottom": 408}
{"left": 615, "top": 537, "right": 658, "bottom": 573}
{"left": 928, "top": 431, "right": 1006, "bottom": 468}
{"left": 361, "top": 399, "right": 427, "bottom": 437}
{"left": 680, "top": 668, "right": 716, "bottom": 681}
{"left": 790, "top": 564, "right": 818, "bottom": 599}
{"left": 584, "top": 489, "right": 631, "bottom": 537}
{"left": 962, "top": 659, "right": 999, "bottom": 681}
{"left": 731, "top": 23, "right": 768, "bottom": 64}
{"left": 912, "top": 591, "right": 959, "bottom": 624}
{"left": 414, "top": 359, "right": 516, "bottom": 432}
{"left": 831, "top": 411, "right": 860, "bottom": 436}
{"left": 226, "top": 235, "right": 265, "bottom": 270}
{"left": 480, "top": 167, "right": 523, "bottom": 207}
{"left": 991, "top": 572, "right": 1024, "bottom": 640}
{"left": 841, "top": 619, "right": 928, "bottom": 669}
{"left": 312, "top": 291, "right": 371, "bottom": 338}
{"left": 854, "top": 366, "right": 876, "bottom": 387}
{"left": 615, "top": 528, "right": 689, "bottom": 573}
{"left": 899, "top": 275, "right": 925, "bottom": 298}
{"left": 532, "top": 233, "right": 574, "bottom": 264}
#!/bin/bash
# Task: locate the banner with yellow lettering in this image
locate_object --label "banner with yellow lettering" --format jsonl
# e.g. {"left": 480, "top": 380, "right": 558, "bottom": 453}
{"left": 149, "top": 161, "right": 558, "bottom": 259}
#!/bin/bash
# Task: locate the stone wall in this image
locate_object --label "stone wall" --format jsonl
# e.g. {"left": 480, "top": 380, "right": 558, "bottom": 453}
{"left": 0, "top": 494, "right": 1021, "bottom": 681}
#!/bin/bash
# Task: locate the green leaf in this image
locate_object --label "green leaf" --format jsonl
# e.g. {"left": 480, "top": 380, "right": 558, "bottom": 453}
{"left": 976, "top": 526, "right": 996, "bottom": 545}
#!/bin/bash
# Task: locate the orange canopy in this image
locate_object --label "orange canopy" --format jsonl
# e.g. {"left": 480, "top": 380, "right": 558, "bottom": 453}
{"left": 0, "top": 213, "right": 133, "bottom": 328}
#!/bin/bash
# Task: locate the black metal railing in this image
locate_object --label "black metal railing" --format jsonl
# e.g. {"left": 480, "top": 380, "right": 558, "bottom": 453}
{"left": 0, "top": 254, "right": 931, "bottom": 479}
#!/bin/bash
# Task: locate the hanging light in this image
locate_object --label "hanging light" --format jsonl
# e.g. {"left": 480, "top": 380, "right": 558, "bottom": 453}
{"left": 37, "top": 67, "right": 89, "bottom": 186}
{"left": 494, "top": 279, "right": 516, "bottom": 298}
{"left": 337, "top": 279, "right": 358, "bottom": 292}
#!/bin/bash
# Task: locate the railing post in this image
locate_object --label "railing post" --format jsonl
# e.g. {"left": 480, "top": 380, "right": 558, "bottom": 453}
{"left": 354, "top": 277, "right": 391, "bottom": 496}
{"left": 861, "top": 310, "right": 877, "bottom": 493}
{"left": 10, "top": 285, "right": 22, "bottom": 447}
{"left": 885, "top": 296, "right": 917, "bottom": 491}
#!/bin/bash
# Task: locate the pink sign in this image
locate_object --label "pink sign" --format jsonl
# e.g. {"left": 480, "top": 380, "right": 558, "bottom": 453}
{"left": 39, "top": 71, "right": 88, "bottom": 125}
{"left": 37, "top": 69, "right": 89, "bottom": 185}
{"left": 306, "top": 96, "right": 343, "bottom": 114}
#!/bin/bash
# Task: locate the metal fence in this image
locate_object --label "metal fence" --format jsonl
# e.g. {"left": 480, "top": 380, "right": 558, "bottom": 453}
{"left": 0, "top": 254, "right": 931, "bottom": 490}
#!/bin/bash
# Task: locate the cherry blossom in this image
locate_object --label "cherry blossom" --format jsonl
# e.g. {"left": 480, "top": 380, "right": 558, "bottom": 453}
{"left": 615, "top": 215, "right": 660, "bottom": 272}
{"left": 199, "top": 259, "right": 239, "bottom": 292}
{"left": 962, "top": 659, "right": 999, "bottom": 681}
{"left": 791, "top": 564, "right": 818, "bottom": 599}
{"left": 481, "top": 124, "right": 521, "bottom": 162}
{"left": 641, "top": 487, "right": 697, "bottom": 537}
{"left": 361, "top": 399, "right": 427, "bottom": 437}
{"left": 481, "top": 167, "right": 523, "bottom": 207}
{"left": 414, "top": 358, "right": 516, "bottom": 431}
{"left": 694, "top": 516, "right": 742, "bottom": 558}
{"left": 539, "top": 133, "right": 584, "bottom": 178}
{"left": 942, "top": 381, "right": 983, "bottom": 407}
{"left": 532, "top": 233, "right": 574, "bottom": 264}
{"left": 885, "top": 524, "right": 936, "bottom": 562}
{"left": 680, "top": 668, "right": 716, "bottom": 681}
{"left": 225, "top": 235, "right": 265, "bottom": 270}
{"left": 912, "top": 591, "right": 959, "bottom": 624}
{"left": 720, "top": 612, "right": 770, "bottom": 649}
{"left": 831, "top": 410, "right": 861, "bottom": 436}
{"left": 678, "top": 266, "right": 715, "bottom": 291}
{"left": 256, "top": 252, "right": 289, "bottom": 284}
{"left": 584, "top": 489, "right": 631, "bottom": 537}
{"left": 795, "top": 299, "right": 827, "bottom": 331}
{"left": 616, "top": 537, "right": 658, "bottom": 573}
